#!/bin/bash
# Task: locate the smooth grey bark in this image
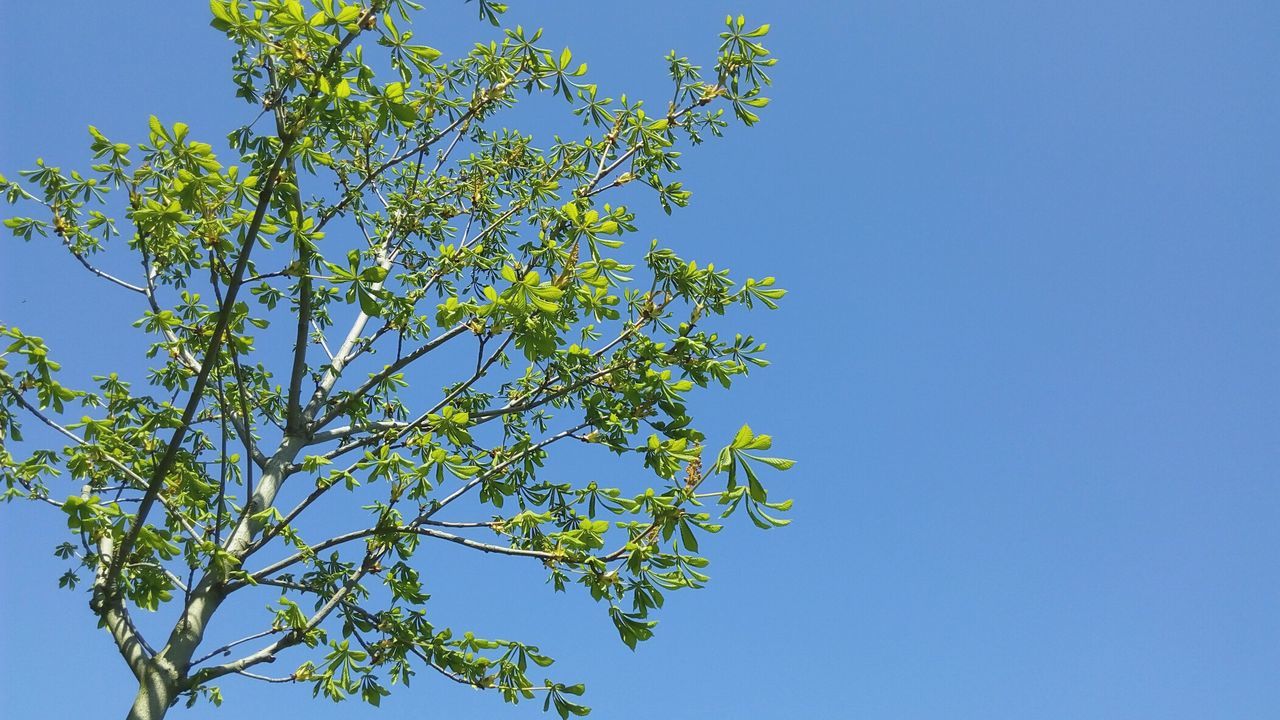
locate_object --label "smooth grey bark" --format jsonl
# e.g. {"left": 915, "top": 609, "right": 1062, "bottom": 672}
{"left": 120, "top": 436, "right": 307, "bottom": 719}
{"left": 126, "top": 659, "right": 181, "bottom": 720}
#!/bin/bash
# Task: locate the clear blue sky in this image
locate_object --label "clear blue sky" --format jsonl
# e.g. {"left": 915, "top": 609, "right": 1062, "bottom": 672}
{"left": 3, "top": 1, "right": 1278, "bottom": 718}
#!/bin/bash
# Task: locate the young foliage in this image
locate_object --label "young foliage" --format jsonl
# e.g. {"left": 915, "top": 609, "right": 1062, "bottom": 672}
{"left": 0, "top": 2, "right": 791, "bottom": 718}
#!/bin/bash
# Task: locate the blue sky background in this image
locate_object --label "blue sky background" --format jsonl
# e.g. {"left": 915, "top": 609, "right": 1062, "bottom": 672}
{"left": 2, "top": 1, "right": 1278, "bottom": 718}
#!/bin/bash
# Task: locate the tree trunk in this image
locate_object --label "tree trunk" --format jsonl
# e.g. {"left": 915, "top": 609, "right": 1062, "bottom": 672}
{"left": 122, "top": 438, "right": 307, "bottom": 719}
{"left": 126, "top": 661, "right": 179, "bottom": 720}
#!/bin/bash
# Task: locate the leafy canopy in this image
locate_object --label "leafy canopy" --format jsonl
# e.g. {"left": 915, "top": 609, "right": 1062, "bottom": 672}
{"left": 0, "top": 1, "right": 790, "bottom": 716}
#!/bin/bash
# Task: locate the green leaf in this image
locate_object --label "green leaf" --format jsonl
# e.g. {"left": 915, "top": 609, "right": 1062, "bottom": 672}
{"left": 147, "top": 115, "right": 167, "bottom": 144}
{"left": 408, "top": 45, "right": 442, "bottom": 62}
{"left": 679, "top": 519, "right": 699, "bottom": 551}
{"left": 390, "top": 103, "right": 418, "bottom": 124}
{"left": 744, "top": 461, "right": 767, "bottom": 503}
{"left": 209, "top": 0, "right": 231, "bottom": 23}
{"left": 356, "top": 283, "right": 383, "bottom": 317}
{"left": 750, "top": 455, "right": 795, "bottom": 471}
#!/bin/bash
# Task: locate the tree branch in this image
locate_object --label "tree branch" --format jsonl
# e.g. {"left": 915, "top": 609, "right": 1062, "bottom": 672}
{"left": 312, "top": 108, "right": 480, "bottom": 233}
{"left": 189, "top": 628, "right": 281, "bottom": 667}
{"left": 421, "top": 424, "right": 588, "bottom": 520}
{"left": 306, "top": 419, "right": 408, "bottom": 445}
{"left": 105, "top": 0, "right": 385, "bottom": 602}
{"left": 186, "top": 562, "right": 375, "bottom": 687}
{"left": 272, "top": 55, "right": 314, "bottom": 437}
{"left": 60, "top": 241, "right": 147, "bottom": 294}
{"left": 309, "top": 322, "right": 470, "bottom": 432}
{"left": 239, "top": 422, "right": 586, "bottom": 584}
{"left": 3, "top": 384, "right": 205, "bottom": 542}
{"left": 101, "top": 143, "right": 294, "bottom": 602}
{"left": 316, "top": 331, "right": 513, "bottom": 464}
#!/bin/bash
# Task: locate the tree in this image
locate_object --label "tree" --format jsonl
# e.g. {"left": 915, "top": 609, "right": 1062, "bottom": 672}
{"left": 0, "top": 2, "right": 792, "bottom": 718}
